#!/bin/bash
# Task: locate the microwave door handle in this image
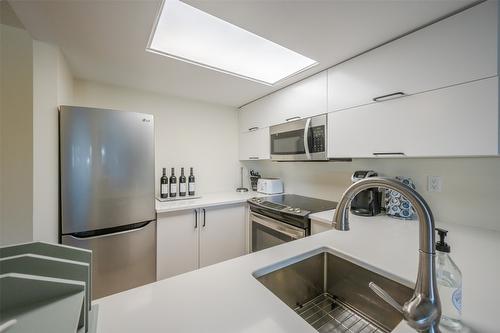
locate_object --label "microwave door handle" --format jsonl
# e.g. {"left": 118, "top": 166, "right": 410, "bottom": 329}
{"left": 303, "top": 118, "right": 312, "bottom": 160}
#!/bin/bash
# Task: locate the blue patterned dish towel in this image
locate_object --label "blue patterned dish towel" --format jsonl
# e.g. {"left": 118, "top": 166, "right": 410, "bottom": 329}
{"left": 385, "top": 176, "right": 416, "bottom": 220}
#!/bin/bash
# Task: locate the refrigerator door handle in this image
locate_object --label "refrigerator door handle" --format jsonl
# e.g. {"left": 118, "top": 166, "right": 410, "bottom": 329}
{"left": 68, "top": 221, "right": 153, "bottom": 240}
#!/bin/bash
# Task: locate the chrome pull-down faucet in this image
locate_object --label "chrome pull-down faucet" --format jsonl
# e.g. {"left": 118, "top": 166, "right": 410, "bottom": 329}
{"left": 333, "top": 177, "right": 441, "bottom": 333}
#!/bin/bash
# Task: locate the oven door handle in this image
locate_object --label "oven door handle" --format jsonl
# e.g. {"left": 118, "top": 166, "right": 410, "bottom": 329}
{"left": 303, "top": 118, "right": 312, "bottom": 160}
{"left": 251, "top": 212, "right": 305, "bottom": 240}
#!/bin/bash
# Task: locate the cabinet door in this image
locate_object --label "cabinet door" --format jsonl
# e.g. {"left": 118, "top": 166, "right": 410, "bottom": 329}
{"left": 157, "top": 210, "right": 199, "bottom": 280}
{"left": 267, "top": 71, "right": 328, "bottom": 126}
{"left": 239, "top": 100, "right": 270, "bottom": 133}
{"left": 199, "top": 204, "right": 247, "bottom": 268}
{"left": 328, "top": 76, "right": 499, "bottom": 158}
{"left": 239, "top": 127, "right": 270, "bottom": 160}
{"left": 311, "top": 220, "right": 331, "bottom": 235}
{"left": 238, "top": 71, "right": 328, "bottom": 133}
{"left": 328, "top": 1, "right": 498, "bottom": 112}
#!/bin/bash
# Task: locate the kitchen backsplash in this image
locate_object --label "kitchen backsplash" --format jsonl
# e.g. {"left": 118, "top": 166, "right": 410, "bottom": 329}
{"left": 242, "top": 157, "right": 500, "bottom": 232}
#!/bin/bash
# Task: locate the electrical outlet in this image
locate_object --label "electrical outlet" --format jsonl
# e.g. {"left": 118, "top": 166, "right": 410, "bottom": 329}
{"left": 427, "top": 176, "right": 443, "bottom": 192}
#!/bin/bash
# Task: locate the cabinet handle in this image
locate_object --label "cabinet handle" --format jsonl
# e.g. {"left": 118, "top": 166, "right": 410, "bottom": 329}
{"left": 373, "top": 152, "right": 406, "bottom": 156}
{"left": 249, "top": 156, "right": 259, "bottom": 160}
{"left": 286, "top": 116, "right": 301, "bottom": 122}
{"left": 194, "top": 210, "right": 198, "bottom": 229}
{"left": 372, "top": 92, "right": 405, "bottom": 102}
{"left": 248, "top": 127, "right": 258, "bottom": 131}
{"left": 202, "top": 208, "right": 206, "bottom": 227}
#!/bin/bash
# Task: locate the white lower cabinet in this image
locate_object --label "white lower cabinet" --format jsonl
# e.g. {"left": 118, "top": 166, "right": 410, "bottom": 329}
{"left": 311, "top": 220, "right": 331, "bottom": 235}
{"left": 156, "top": 209, "right": 199, "bottom": 280}
{"left": 239, "top": 127, "right": 270, "bottom": 160}
{"left": 199, "top": 204, "right": 247, "bottom": 268}
{"left": 157, "top": 203, "right": 247, "bottom": 280}
{"left": 328, "top": 76, "right": 499, "bottom": 158}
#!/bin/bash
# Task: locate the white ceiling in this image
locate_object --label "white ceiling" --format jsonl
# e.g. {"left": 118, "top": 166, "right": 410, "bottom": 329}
{"left": 9, "top": 0, "right": 478, "bottom": 107}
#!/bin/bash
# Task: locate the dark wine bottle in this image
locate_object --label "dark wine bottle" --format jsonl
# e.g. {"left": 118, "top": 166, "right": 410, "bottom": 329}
{"left": 188, "top": 167, "right": 195, "bottom": 196}
{"left": 179, "top": 167, "right": 187, "bottom": 197}
{"left": 160, "top": 168, "right": 168, "bottom": 199}
{"left": 169, "top": 168, "right": 177, "bottom": 198}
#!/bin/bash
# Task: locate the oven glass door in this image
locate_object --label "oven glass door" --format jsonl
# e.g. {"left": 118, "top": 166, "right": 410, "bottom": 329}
{"left": 251, "top": 212, "right": 306, "bottom": 252}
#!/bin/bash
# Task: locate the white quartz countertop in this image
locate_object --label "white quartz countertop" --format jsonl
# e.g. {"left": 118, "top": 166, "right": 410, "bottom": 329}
{"left": 94, "top": 213, "right": 500, "bottom": 333}
{"left": 155, "top": 191, "right": 269, "bottom": 213}
{"left": 309, "top": 209, "right": 336, "bottom": 224}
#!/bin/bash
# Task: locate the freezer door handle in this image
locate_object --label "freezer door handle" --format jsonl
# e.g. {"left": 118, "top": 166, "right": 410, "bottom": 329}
{"left": 67, "top": 221, "right": 153, "bottom": 240}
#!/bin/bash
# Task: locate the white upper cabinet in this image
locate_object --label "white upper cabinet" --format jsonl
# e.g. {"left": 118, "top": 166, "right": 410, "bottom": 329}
{"left": 238, "top": 98, "right": 271, "bottom": 133}
{"left": 328, "top": 76, "right": 499, "bottom": 158}
{"left": 327, "top": 0, "right": 498, "bottom": 112}
{"left": 238, "top": 71, "right": 327, "bottom": 132}
{"left": 266, "top": 71, "right": 328, "bottom": 126}
{"left": 239, "top": 127, "right": 270, "bottom": 160}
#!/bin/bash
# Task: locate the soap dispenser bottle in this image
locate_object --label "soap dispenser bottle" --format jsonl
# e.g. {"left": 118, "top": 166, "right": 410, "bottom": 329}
{"left": 435, "top": 227, "right": 462, "bottom": 330}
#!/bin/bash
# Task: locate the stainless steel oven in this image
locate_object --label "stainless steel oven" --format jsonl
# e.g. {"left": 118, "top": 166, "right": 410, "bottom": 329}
{"left": 270, "top": 114, "right": 327, "bottom": 161}
{"left": 250, "top": 212, "right": 306, "bottom": 252}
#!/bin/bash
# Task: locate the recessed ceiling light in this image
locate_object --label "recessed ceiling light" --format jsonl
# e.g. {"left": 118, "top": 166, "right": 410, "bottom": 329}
{"left": 147, "top": 0, "right": 318, "bottom": 85}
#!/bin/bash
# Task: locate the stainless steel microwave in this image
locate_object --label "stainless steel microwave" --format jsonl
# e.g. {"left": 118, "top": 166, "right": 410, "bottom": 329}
{"left": 270, "top": 114, "right": 328, "bottom": 161}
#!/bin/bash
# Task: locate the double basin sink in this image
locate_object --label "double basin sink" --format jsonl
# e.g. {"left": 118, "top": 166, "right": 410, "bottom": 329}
{"left": 253, "top": 249, "right": 413, "bottom": 333}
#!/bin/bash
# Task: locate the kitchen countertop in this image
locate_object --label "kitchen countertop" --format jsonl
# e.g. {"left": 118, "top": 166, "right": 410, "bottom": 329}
{"left": 309, "top": 209, "right": 337, "bottom": 224}
{"left": 155, "top": 190, "right": 269, "bottom": 214}
{"left": 93, "top": 213, "right": 500, "bottom": 333}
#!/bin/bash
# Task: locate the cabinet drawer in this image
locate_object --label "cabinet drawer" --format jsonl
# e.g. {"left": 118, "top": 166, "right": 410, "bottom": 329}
{"left": 328, "top": 1, "right": 498, "bottom": 112}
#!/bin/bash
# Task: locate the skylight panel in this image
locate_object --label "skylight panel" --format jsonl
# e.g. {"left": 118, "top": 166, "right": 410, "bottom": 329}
{"left": 147, "top": 0, "right": 318, "bottom": 85}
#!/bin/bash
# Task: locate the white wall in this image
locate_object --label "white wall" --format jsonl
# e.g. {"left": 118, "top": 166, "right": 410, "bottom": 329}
{"left": 32, "top": 40, "right": 74, "bottom": 243}
{"left": 73, "top": 80, "right": 240, "bottom": 196}
{"left": 0, "top": 23, "right": 34, "bottom": 245}
{"left": 243, "top": 157, "right": 500, "bottom": 231}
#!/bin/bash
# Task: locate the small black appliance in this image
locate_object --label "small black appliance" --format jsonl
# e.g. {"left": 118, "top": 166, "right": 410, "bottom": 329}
{"left": 350, "top": 170, "right": 382, "bottom": 217}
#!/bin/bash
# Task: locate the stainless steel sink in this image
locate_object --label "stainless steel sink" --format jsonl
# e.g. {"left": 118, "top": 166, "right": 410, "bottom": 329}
{"left": 254, "top": 249, "right": 413, "bottom": 333}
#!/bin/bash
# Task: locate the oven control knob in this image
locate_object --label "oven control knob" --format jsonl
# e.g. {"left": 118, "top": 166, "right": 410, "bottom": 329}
{"left": 287, "top": 207, "right": 294, "bottom": 212}
{"left": 294, "top": 208, "right": 301, "bottom": 213}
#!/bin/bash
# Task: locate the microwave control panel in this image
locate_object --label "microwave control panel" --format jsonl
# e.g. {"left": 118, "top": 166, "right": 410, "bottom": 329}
{"left": 310, "top": 125, "right": 325, "bottom": 153}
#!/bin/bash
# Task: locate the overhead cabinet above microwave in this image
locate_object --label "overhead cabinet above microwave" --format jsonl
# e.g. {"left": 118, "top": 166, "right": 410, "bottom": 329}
{"left": 238, "top": 71, "right": 327, "bottom": 133}
{"left": 327, "top": 0, "right": 498, "bottom": 112}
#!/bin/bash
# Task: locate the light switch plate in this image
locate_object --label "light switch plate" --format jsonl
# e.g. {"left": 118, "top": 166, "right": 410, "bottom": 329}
{"left": 427, "top": 176, "right": 443, "bottom": 192}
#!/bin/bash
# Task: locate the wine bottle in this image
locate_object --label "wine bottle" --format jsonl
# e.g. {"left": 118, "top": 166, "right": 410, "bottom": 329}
{"left": 160, "top": 168, "right": 168, "bottom": 199}
{"left": 169, "top": 168, "right": 177, "bottom": 198}
{"left": 179, "top": 167, "right": 187, "bottom": 197}
{"left": 188, "top": 167, "right": 195, "bottom": 196}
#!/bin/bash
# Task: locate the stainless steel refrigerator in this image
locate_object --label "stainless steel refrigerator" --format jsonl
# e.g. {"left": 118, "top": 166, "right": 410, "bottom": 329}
{"left": 59, "top": 106, "right": 156, "bottom": 299}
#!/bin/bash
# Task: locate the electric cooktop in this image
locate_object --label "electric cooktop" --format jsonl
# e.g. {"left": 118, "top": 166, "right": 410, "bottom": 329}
{"left": 248, "top": 194, "right": 337, "bottom": 218}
